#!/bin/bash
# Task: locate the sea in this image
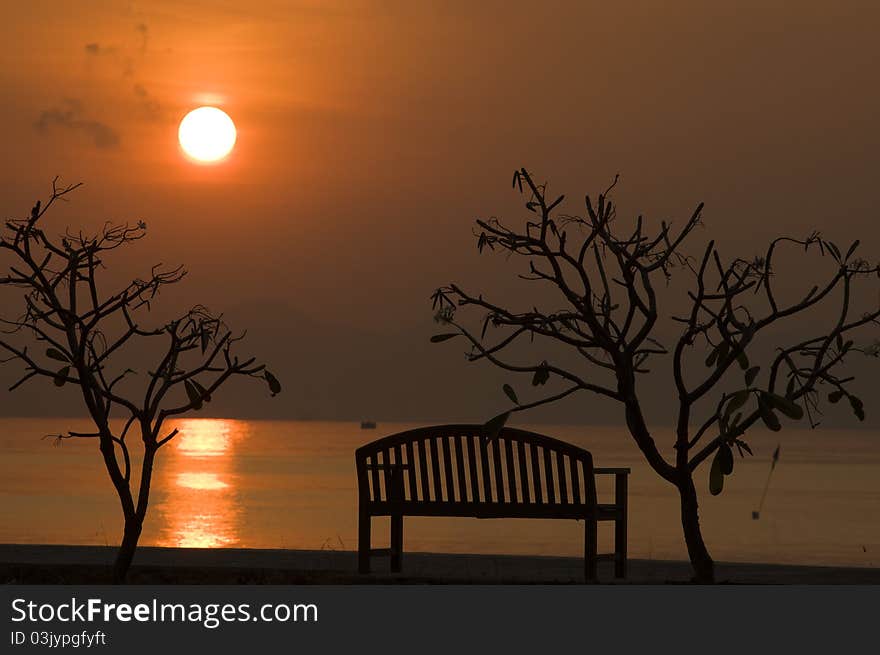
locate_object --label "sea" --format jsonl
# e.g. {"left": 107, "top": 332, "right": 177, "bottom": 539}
{"left": 0, "top": 417, "right": 877, "bottom": 567}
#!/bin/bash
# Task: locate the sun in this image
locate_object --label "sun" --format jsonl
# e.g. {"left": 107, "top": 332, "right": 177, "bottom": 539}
{"left": 178, "top": 106, "right": 237, "bottom": 163}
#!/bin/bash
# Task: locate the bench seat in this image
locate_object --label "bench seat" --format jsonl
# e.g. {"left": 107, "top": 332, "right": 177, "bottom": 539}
{"left": 367, "top": 500, "right": 623, "bottom": 521}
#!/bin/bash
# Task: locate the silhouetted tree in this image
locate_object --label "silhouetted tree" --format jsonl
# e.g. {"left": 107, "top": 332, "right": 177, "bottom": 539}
{"left": 0, "top": 180, "right": 281, "bottom": 582}
{"left": 432, "top": 168, "right": 879, "bottom": 582}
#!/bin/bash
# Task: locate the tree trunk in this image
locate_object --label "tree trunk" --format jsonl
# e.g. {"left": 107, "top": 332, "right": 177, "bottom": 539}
{"left": 678, "top": 475, "right": 714, "bottom": 583}
{"left": 113, "top": 516, "right": 142, "bottom": 584}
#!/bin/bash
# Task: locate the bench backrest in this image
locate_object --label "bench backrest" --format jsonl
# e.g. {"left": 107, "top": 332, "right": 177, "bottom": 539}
{"left": 356, "top": 424, "right": 597, "bottom": 508}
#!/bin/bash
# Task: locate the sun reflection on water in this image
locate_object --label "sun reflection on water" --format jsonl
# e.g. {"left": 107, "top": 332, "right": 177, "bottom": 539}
{"left": 155, "top": 418, "right": 243, "bottom": 548}
{"left": 176, "top": 472, "right": 229, "bottom": 490}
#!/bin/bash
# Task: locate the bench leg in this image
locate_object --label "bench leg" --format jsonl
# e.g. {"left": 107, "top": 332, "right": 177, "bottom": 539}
{"left": 585, "top": 518, "right": 598, "bottom": 583}
{"left": 614, "top": 473, "right": 628, "bottom": 579}
{"left": 614, "top": 514, "right": 627, "bottom": 579}
{"left": 390, "top": 513, "right": 403, "bottom": 573}
{"left": 358, "top": 510, "right": 371, "bottom": 574}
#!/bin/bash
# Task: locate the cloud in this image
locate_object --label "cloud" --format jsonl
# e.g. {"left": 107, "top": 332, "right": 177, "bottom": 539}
{"left": 84, "top": 42, "right": 117, "bottom": 56}
{"left": 34, "top": 99, "right": 120, "bottom": 149}
{"left": 82, "top": 21, "right": 161, "bottom": 118}
{"left": 135, "top": 22, "right": 148, "bottom": 51}
{"left": 133, "top": 83, "right": 161, "bottom": 118}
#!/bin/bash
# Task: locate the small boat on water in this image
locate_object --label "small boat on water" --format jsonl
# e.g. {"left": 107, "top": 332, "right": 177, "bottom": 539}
{"left": 360, "top": 420, "right": 377, "bottom": 430}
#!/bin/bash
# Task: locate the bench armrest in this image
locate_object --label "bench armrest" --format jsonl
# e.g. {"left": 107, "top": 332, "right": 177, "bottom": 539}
{"left": 593, "top": 468, "right": 628, "bottom": 513}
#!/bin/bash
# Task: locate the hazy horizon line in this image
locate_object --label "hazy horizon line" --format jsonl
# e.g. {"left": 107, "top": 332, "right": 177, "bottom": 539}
{"left": 0, "top": 413, "right": 875, "bottom": 432}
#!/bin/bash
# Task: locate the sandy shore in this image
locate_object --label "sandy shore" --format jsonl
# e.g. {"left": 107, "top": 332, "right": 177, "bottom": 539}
{"left": 2, "top": 544, "right": 879, "bottom": 584}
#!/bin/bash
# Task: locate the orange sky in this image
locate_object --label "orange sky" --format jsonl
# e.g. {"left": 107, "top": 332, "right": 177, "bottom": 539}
{"left": 2, "top": 1, "right": 879, "bottom": 423}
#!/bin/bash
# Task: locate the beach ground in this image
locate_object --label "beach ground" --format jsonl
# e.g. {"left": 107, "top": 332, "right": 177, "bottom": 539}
{"left": 2, "top": 544, "right": 878, "bottom": 584}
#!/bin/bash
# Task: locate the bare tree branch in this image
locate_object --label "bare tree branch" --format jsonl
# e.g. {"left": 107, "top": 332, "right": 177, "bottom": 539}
{"left": 430, "top": 167, "right": 879, "bottom": 582}
{"left": 0, "top": 181, "right": 281, "bottom": 581}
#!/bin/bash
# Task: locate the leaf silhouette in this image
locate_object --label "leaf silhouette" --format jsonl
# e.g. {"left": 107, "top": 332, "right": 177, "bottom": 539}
{"left": 191, "top": 379, "right": 212, "bottom": 402}
{"left": 758, "top": 394, "right": 781, "bottom": 431}
{"left": 709, "top": 452, "right": 724, "bottom": 495}
{"left": 715, "top": 341, "right": 730, "bottom": 368}
{"left": 502, "top": 383, "right": 519, "bottom": 405}
{"left": 744, "top": 366, "right": 760, "bottom": 387}
{"left": 849, "top": 395, "right": 865, "bottom": 421}
{"left": 184, "top": 380, "right": 203, "bottom": 410}
{"left": 705, "top": 346, "right": 719, "bottom": 367}
{"left": 766, "top": 393, "right": 804, "bottom": 420}
{"left": 53, "top": 366, "right": 70, "bottom": 387}
{"left": 531, "top": 362, "right": 550, "bottom": 386}
{"left": 735, "top": 438, "right": 753, "bottom": 456}
{"left": 482, "top": 411, "right": 510, "bottom": 442}
{"left": 725, "top": 389, "right": 750, "bottom": 418}
{"left": 264, "top": 370, "right": 282, "bottom": 397}
{"left": 718, "top": 443, "right": 734, "bottom": 475}
{"left": 46, "top": 348, "right": 69, "bottom": 363}
{"left": 430, "top": 333, "right": 459, "bottom": 343}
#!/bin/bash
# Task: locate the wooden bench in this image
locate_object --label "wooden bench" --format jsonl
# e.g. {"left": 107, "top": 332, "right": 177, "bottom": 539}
{"left": 356, "top": 424, "right": 629, "bottom": 582}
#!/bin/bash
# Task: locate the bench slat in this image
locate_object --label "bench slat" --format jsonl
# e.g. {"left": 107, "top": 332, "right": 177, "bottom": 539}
{"left": 504, "top": 437, "right": 518, "bottom": 503}
{"left": 382, "top": 448, "right": 392, "bottom": 501}
{"left": 479, "top": 433, "right": 492, "bottom": 502}
{"left": 571, "top": 455, "right": 581, "bottom": 504}
{"left": 467, "top": 435, "right": 480, "bottom": 503}
{"left": 370, "top": 453, "right": 381, "bottom": 502}
{"left": 544, "top": 446, "right": 556, "bottom": 504}
{"left": 492, "top": 438, "right": 505, "bottom": 503}
{"left": 393, "top": 444, "right": 404, "bottom": 499}
{"left": 442, "top": 435, "right": 456, "bottom": 502}
{"left": 455, "top": 434, "right": 468, "bottom": 503}
{"left": 405, "top": 441, "right": 417, "bottom": 502}
{"left": 530, "top": 443, "right": 542, "bottom": 503}
{"left": 429, "top": 436, "right": 443, "bottom": 502}
{"left": 557, "top": 451, "right": 568, "bottom": 505}
{"left": 585, "top": 455, "right": 598, "bottom": 506}
{"left": 418, "top": 438, "right": 430, "bottom": 502}
{"left": 518, "top": 440, "right": 530, "bottom": 503}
